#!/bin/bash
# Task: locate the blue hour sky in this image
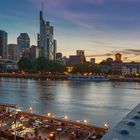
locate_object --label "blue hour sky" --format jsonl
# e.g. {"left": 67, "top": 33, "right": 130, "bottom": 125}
{"left": 0, "top": 0, "right": 140, "bottom": 62}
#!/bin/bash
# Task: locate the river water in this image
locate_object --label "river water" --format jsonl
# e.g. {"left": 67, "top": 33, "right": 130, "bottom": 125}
{"left": 0, "top": 78, "right": 140, "bottom": 128}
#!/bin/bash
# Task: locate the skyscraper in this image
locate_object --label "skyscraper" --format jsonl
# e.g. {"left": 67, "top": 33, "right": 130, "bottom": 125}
{"left": 76, "top": 50, "right": 86, "bottom": 63}
{"left": 17, "top": 33, "right": 30, "bottom": 58}
{"left": 53, "top": 40, "right": 57, "bottom": 60}
{"left": 39, "top": 11, "right": 56, "bottom": 60}
{"left": 56, "top": 52, "right": 62, "bottom": 62}
{"left": 30, "top": 45, "right": 40, "bottom": 59}
{"left": 0, "top": 30, "right": 7, "bottom": 59}
{"left": 7, "top": 44, "right": 19, "bottom": 61}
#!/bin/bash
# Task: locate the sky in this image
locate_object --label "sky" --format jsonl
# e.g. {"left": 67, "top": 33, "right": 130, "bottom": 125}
{"left": 0, "top": 0, "right": 140, "bottom": 62}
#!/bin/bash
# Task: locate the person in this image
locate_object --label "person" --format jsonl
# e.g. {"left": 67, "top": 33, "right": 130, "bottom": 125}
{"left": 34, "top": 127, "right": 38, "bottom": 137}
{"left": 30, "top": 134, "right": 34, "bottom": 140}
{"left": 38, "top": 136, "right": 43, "bottom": 140}
{"left": 24, "top": 133, "right": 30, "bottom": 140}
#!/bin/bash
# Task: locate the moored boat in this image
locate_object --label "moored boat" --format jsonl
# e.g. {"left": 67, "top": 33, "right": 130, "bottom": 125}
{"left": 68, "top": 75, "right": 108, "bottom": 81}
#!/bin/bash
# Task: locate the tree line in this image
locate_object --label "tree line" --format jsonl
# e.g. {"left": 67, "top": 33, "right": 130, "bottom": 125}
{"left": 18, "top": 57, "right": 102, "bottom": 74}
{"left": 18, "top": 57, "right": 66, "bottom": 73}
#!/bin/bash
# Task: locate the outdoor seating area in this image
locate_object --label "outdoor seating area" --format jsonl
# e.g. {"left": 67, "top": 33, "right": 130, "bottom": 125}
{"left": 0, "top": 103, "right": 107, "bottom": 140}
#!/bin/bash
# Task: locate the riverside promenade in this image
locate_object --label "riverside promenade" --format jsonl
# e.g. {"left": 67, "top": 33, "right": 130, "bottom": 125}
{"left": 0, "top": 103, "right": 107, "bottom": 140}
{"left": 102, "top": 103, "right": 140, "bottom": 140}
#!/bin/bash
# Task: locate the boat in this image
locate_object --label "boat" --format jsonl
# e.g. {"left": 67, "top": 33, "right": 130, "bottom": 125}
{"left": 68, "top": 75, "right": 108, "bottom": 81}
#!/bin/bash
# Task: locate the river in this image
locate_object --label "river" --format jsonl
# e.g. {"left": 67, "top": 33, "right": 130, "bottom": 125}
{"left": 0, "top": 78, "right": 140, "bottom": 128}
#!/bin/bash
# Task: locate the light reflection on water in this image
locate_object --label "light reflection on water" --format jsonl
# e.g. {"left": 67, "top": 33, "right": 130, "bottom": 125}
{"left": 0, "top": 78, "right": 140, "bottom": 128}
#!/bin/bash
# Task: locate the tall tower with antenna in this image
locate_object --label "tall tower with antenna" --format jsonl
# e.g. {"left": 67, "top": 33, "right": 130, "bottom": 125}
{"left": 38, "top": 0, "right": 57, "bottom": 60}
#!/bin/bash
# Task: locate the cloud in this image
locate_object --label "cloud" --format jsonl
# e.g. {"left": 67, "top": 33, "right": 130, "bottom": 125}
{"left": 86, "top": 49, "right": 140, "bottom": 58}
{"left": 86, "top": 53, "right": 113, "bottom": 57}
{"left": 122, "top": 49, "right": 140, "bottom": 56}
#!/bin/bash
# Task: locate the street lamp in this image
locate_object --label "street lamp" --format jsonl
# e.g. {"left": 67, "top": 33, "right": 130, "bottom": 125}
{"left": 76, "top": 119, "right": 88, "bottom": 124}
{"left": 22, "top": 126, "right": 25, "bottom": 136}
{"left": 29, "top": 107, "right": 33, "bottom": 113}
{"left": 64, "top": 116, "right": 68, "bottom": 120}
{"left": 13, "top": 108, "right": 21, "bottom": 140}
{"left": 104, "top": 122, "right": 110, "bottom": 130}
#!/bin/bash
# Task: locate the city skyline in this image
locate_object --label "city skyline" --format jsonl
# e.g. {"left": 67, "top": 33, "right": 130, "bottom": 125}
{"left": 0, "top": 0, "right": 140, "bottom": 62}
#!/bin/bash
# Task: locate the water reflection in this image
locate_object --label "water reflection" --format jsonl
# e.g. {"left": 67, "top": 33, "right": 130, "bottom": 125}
{"left": 0, "top": 78, "right": 140, "bottom": 128}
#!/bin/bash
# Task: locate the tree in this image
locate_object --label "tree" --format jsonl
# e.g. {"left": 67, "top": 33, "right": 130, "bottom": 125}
{"left": 18, "top": 57, "right": 32, "bottom": 72}
{"left": 35, "top": 57, "right": 50, "bottom": 72}
{"left": 91, "top": 65, "right": 101, "bottom": 74}
{"left": 50, "top": 61, "right": 66, "bottom": 73}
{"left": 72, "top": 63, "right": 90, "bottom": 74}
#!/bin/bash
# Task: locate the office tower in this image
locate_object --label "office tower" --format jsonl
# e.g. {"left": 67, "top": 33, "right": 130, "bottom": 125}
{"left": 53, "top": 40, "right": 57, "bottom": 60}
{"left": 17, "top": 33, "right": 30, "bottom": 58}
{"left": 90, "top": 58, "right": 96, "bottom": 65}
{"left": 37, "top": 33, "right": 40, "bottom": 48}
{"left": 76, "top": 50, "right": 86, "bottom": 63}
{"left": 115, "top": 53, "right": 122, "bottom": 61}
{"left": 7, "top": 44, "right": 19, "bottom": 61}
{"left": 76, "top": 50, "right": 85, "bottom": 56}
{"left": 56, "top": 52, "right": 62, "bottom": 62}
{"left": 0, "top": 30, "right": 7, "bottom": 59}
{"left": 39, "top": 11, "right": 55, "bottom": 60}
{"left": 30, "top": 45, "right": 40, "bottom": 59}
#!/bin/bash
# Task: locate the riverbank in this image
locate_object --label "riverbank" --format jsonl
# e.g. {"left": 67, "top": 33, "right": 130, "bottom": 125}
{"left": 0, "top": 73, "right": 68, "bottom": 80}
{"left": 0, "top": 73, "right": 140, "bottom": 82}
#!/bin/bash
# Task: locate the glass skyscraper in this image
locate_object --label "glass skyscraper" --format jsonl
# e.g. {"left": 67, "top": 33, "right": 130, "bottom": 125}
{"left": 17, "top": 33, "right": 30, "bottom": 58}
{"left": 39, "top": 11, "right": 56, "bottom": 60}
{"left": 0, "top": 30, "right": 7, "bottom": 59}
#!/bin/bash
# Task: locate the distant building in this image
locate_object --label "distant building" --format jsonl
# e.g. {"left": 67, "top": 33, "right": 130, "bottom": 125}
{"left": 17, "top": 33, "right": 30, "bottom": 58}
{"left": 67, "top": 55, "right": 81, "bottom": 66}
{"left": 62, "top": 56, "right": 69, "bottom": 65}
{"left": 76, "top": 50, "right": 86, "bottom": 63}
{"left": 7, "top": 44, "right": 19, "bottom": 61}
{"left": 106, "top": 57, "right": 113, "bottom": 63}
{"left": 90, "top": 58, "right": 96, "bottom": 65}
{"left": 112, "top": 53, "right": 123, "bottom": 74}
{"left": 30, "top": 45, "right": 40, "bottom": 59}
{"left": 53, "top": 40, "right": 57, "bottom": 60}
{"left": 39, "top": 11, "right": 56, "bottom": 60}
{"left": 122, "top": 62, "right": 140, "bottom": 75}
{"left": 37, "top": 33, "right": 40, "bottom": 48}
{"left": 0, "top": 30, "right": 7, "bottom": 59}
{"left": 76, "top": 50, "right": 84, "bottom": 56}
{"left": 112, "top": 61, "right": 123, "bottom": 74}
{"left": 56, "top": 53, "right": 62, "bottom": 62}
{"left": 115, "top": 53, "right": 122, "bottom": 61}
{"left": 99, "top": 59, "right": 112, "bottom": 74}
{"left": 0, "top": 59, "right": 18, "bottom": 71}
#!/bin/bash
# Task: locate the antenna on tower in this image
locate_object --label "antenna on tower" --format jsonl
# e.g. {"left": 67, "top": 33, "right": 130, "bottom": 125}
{"left": 42, "top": 0, "right": 44, "bottom": 13}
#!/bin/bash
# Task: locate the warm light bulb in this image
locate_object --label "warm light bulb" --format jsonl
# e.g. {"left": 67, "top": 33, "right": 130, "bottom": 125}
{"left": 50, "top": 133, "right": 53, "bottom": 137}
{"left": 48, "top": 113, "right": 51, "bottom": 117}
{"left": 84, "top": 120, "right": 87, "bottom": 123}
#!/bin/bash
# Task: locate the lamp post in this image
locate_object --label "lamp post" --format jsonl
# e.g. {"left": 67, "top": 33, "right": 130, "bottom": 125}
{"left": 76, "top": 119, "right": 88, "bottom": 124}
{"left": 104, "top": 122, "right": 110, "bottom": 131}
{"left": 14, "top": 109, "right": 21, "bottom": 140}
{"left": 14, "top": 112, "right": 18, "bottom": 140}
{"left": 0, "top": 119, "right": 3, "bottom": 139}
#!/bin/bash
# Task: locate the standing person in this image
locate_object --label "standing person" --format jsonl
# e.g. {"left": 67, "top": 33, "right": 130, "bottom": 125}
{"left": 34, "top": 127, "right": 38, "bottom": 137}
{"left": 38, "top": 136, "right": 43, "bottom": 140}
{"left": 30, "top": 134, "right": 34, "bottom": 140}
